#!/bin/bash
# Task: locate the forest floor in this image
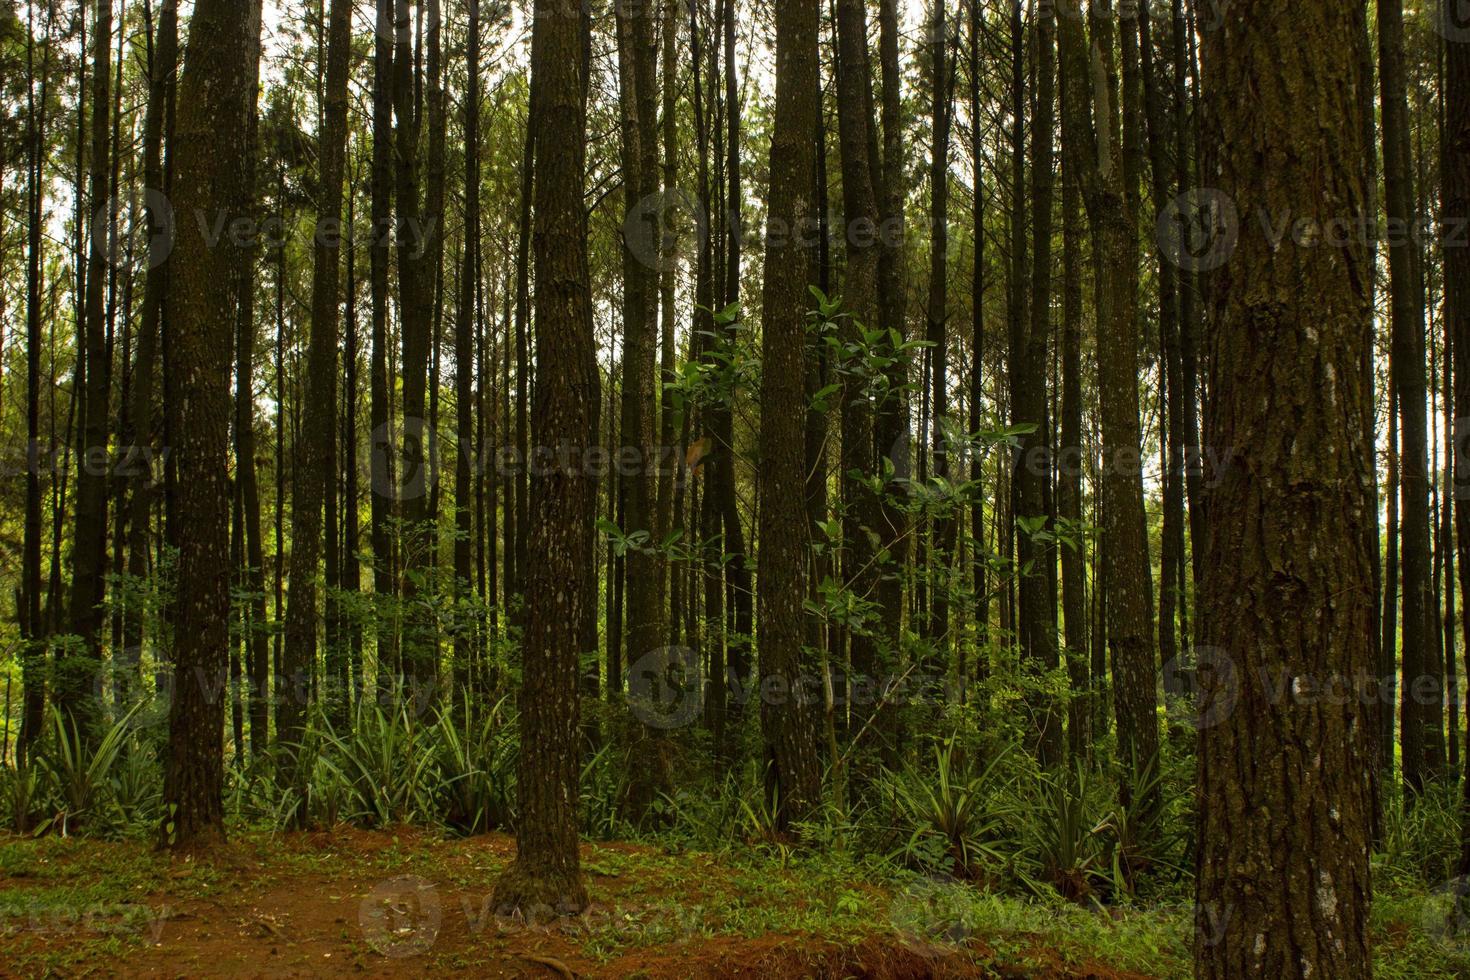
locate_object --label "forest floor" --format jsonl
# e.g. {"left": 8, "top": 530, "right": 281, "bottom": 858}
{"left": 0, "top": 826, "right": 1461, "bottom": 979}
{"left": 0, "top": 826, "right": 1189, "bottom": 979}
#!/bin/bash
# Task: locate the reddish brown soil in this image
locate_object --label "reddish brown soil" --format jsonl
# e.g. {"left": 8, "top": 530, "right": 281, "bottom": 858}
{"left": 0, "top": 829, "right": 1154, "bottom": 979}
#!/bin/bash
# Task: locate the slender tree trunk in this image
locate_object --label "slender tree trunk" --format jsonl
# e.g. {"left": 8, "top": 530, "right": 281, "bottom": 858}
{"left": 370, "top": 0, "right": 398, "bottom": 692}
{"left": 927, "top": 2, "right": 956, "bottom": 654}
{"left": 1172, "top": 0, "right": 1204, "bottom": 590}
{"left": 1446, "top": 0, "right": 1470, "bottom": 874}
{"left": 1383, "top": 0, "right": 1437, "bottom": 794}
{"left": 1057, "top": 0, "right": 1159, "bottom": 821}
{"left": 616, "top": 0, "right": 664, "bottom": 680}
{"left": 873, "top": 0, "right": 908, "bottom": 765}
{"left": 20, "top": 1, "right": 57, "bottom": 762}
{"left": 234, "top": 49, "right": 268, "bottom": 756}
{"left": 1384, "top": 381, "right": 1400, "bottom": 776}
{"left": 1015, "top": 0, "right": 1061, "bottom": 766}
{"left": 657, "top": 0, "right": 681, "bottom": 615}
{"left": 833, "top": 0, "right": 882, "bottom": 756}
{"left": 688, "top": 0, "right": 724, "bottom": 750}
{"left": 454, "top": 0, "right": 481, "bottom": 704}
{"left": 64, "top": 0, "right": 116, "bottom": 731}
{"left": 1057, "top": 0, "right": 1088, "bottom": 763}
{"left": 394, "top": 0, "right": 438, "bottom": 686}
{"left": 511, "top": 39, "right": 536, "bottom": 630}
{"left": 1140, "top": 2, "right": 1186, "bottom": 716}
{"left": 1005, "top": 2, "right": 1026, "bottom": 668}
{"left": 716, "top": 0, "right": 752, "bottom": 749}
{"left": 966, "top": 0, "right": 988, "bottom": 684}
{"left": 282, "top": 0, "right": 352, "bottom": 751}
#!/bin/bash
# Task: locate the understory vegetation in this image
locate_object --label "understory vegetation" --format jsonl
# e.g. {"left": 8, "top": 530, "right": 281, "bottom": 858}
{"left": 2, "top": 696, "right": 1468, "bottom": 977}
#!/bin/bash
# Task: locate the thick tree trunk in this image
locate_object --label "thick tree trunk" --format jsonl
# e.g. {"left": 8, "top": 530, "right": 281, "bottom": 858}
{"left": 1194, "top": 1, "right": 1375, "bottom": 973}
{"left": 162, "top": 0, "right": 262, "bottom": 850}
{"left": 757, "top": 0, "right": 823, "bottom": 831}
{"left": 490, "top": 0, "right": 592, "bottom": 918}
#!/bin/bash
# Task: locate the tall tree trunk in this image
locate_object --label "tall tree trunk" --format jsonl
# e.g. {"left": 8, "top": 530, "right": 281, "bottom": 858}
{"left": 234, "top": 34, "right": 268, "bottom": 756}
{"left": 758, "top": 0, "right": 823, "bottom": 831}
{"left": 1015, "top": 0, "right": 1062, "bottom": 766}
{"left": 616, "top": 0, "right": 664, "bottom": 684}
{"left": 689, "top": 0, "right": 724, "bottom": 749}
{"left": 370, "top": 0, "right": 398, "bottom": 692}
{"left": 20, "top": 0, "right": 57, "bottom": 762}
{"left": 490, "top": 0, "right": 592, "bottom": 917}
{"left": 716, "top": 0, "right": 752, "bottom": 749}
{"left": 1006, "top": 0, "right": 1027, "bottom": 675}
{"left": 657, "top": 0, "right": 681, "bottom": 620}
{"left": 873, "top": 0, "right": 908, "bottom": 765}
{"left": 1194, "top": 1, "right": 1374, "bottom": 973}
{"left": 1446, "top": 0, "right": 1470, "bottom": 873}
{"left": 510, "top": 68, "right": 535, "bottom": 631}
{"left": 162, "top": 0, "right": 262, "bottom": 850}
{"left": 966, "top": 0, "right": 988, "bottom": 684}
{"left": 833, "top": 0, "right": 882, "bottom": 757}
{"left": 120, "top": 0, "right": 166, "bottom": 706}
{"left": 64, "top": 0, "right": 116, "bottom": 731}
{"left": 1057, "top": 0, "right": 1159, "bottom": 821}
{"left": 454, "top": 0, "right": 482, "bottom": 704}
{"left": 1140, "top": 2, "right": 1187, "bottom": 716}
{"left": 394, "top": 0, "right": 438, "bottom": 686}
{"left": 282, "top": 0, "right": 353, "bottom": 751}
{"left": 1383, "top": 0, "right": 1437, "bottom": 794}
{"left": 927, "top": 1, "right": 956, "bottom": 653}
{"left": 1057, "top": 0, "right": 1088, "bottom": 763}
{"left": 1172, "top": 0, "right": 1204, "bottom": 590}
